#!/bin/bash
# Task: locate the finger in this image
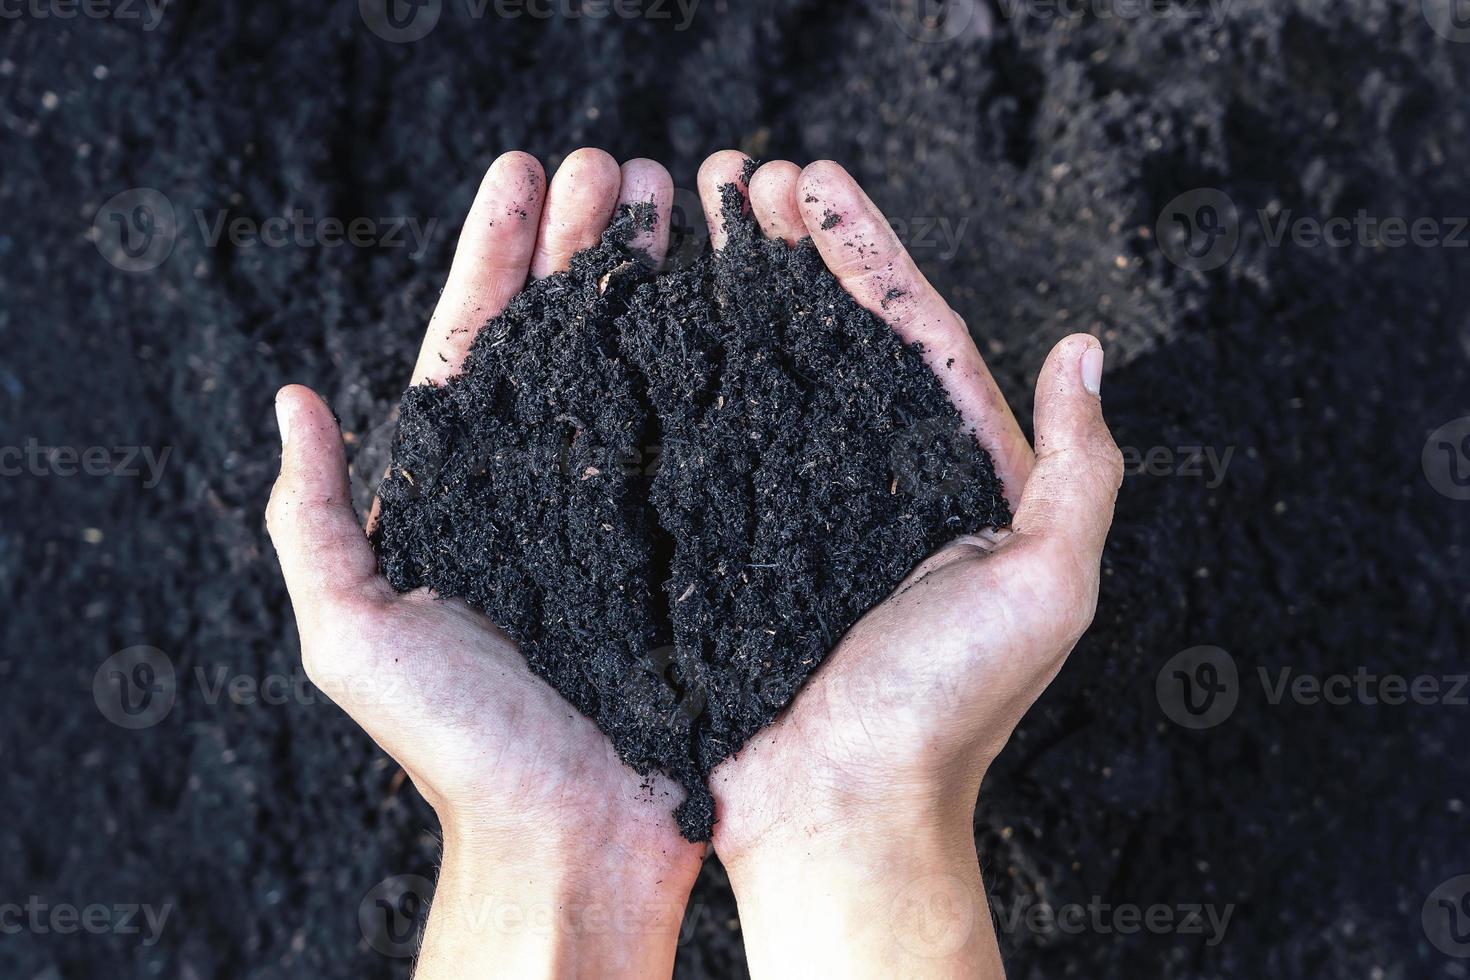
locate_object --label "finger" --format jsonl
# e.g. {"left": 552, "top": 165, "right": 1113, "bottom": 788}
{"left": 266, "top": 386, "right": 381, "bottom": 619}
{"left": 796, "top": 160, "right": 1034, "bottom": 508}
{"left": 696, "top": 149, "right": 753, "bottom": 251}
{"left": 748, "top": 160, "right": 805, "bottom": 245}
{"left": 529, "top": 147, "right": 622, "bottom": 279}
{"left": 616, "top": 157, "right": 675, "bottom": 269}
{"left": 1010, "top": 335, "right": 1123, "bottom": 563}
{"left": 412, "top": 151, "right": 546, "bottom": 386}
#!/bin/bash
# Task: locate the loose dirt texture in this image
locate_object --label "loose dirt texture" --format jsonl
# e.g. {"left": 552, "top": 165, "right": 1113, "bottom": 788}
{"left": 372, "top": 197, "right": 1009, "bottom": 840}
{"left": 5, "top": 2, "right": 1470, "bottom": 978}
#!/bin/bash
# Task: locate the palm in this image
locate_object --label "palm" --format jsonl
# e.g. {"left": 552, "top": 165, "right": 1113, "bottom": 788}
{"left": 709, "top": 527, "right": 1086, "bottom": 856}
{"left": 310, "top": 585, "right": 701, "bottom": 865}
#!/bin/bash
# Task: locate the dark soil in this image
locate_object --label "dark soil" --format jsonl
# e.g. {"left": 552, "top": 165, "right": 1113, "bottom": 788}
{"left": 3, "top": 2, "right": 1469, "bottom": 979}
{"left": 373, "top": 194, "right": 1009, "bottom": 841}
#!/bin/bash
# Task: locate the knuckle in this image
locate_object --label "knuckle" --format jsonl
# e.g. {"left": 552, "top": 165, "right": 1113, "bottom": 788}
{"left": 269, "top": 495, "right": 338, "bottom": 551}
{"left": 1080, "top": 437, "right": 1123, "bottom": 476}
{"left": 294, "top": 505, "right": 337, "bottom": 544}
{"left": 266, "top": 487, "right": 309, "bottom": 543}
{"left": 264, "top": 481, "right": 287, "bottom": 537}
{"left": 1046, "top": 440, "right": 1124, "bottom": 495}
{"left": 1089, "top": 436, "right": 1126, "bottom": 493}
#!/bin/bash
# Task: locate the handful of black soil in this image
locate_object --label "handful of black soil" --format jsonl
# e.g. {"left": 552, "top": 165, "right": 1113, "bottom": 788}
{"left": 371, "top": 188, "right": 1010, "bottom": 841}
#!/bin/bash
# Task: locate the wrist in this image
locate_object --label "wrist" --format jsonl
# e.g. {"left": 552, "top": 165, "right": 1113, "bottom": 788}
{"left": 714, "top": 751, "right": 985, "bottom": 880}
{"left": 726, "top": 804, "right": 976, "bottom": 905}
{"left": 444, "top": 813, "right": 700, "bottom": 912}
{"left": 723, "top": 808, "right": 1003, "bottom": 979}
{"left": 412, "top": 815, "right": 700, "bottom": 980}
{"left": 444, "top": 811, "right": 700, "bottom": 928}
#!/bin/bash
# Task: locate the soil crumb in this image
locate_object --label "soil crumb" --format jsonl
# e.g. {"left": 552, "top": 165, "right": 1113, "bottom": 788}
{"left": 372, "top": 188, "right": 1009, "bottom": 841}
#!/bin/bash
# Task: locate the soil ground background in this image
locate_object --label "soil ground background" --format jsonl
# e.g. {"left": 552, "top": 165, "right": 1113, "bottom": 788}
{"left": 2, "top": 1, "right": 1468, "bottom": 977}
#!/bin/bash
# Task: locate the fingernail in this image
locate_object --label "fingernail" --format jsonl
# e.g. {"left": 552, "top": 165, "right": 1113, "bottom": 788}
{"left": 1081, "top": 345, "right": 1105, "bottom": 397}
{"left": 275, "top": 397, "right": 292, "bottom": 448}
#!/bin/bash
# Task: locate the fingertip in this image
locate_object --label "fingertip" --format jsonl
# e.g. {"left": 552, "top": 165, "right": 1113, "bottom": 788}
{"left": 550, "top": 147, "right": 622, "bottom": 204}
{"left": 797, "top": 158, "right": 849, "bottom": 188}
{"left": 485, "top": 150, "right": 546, "bottom": 197}
{"left": 275, "top": 382, "right": 323, "bottom": 411}
{"left": 1029, "top": 334, "right": 1122, "bottom": 503}
{"left": 698, "top": 149, "right": 755, "bottom": 187}
{"left": 476, "top": 150, "right": 548, "bottom": 233}
{"left": 561, "top": 145, "right": 620, "bottom": 178}
{"left": 1039, "top": 334, "right": 1105, "bottom": 401}
{"left": 618, "top": 157, "right": 675, "bottom": 267}
{"left": 620, "top": 156, "right": 672, "bottom": 190}
{"left": 530, "top": 147, "right": 623, "bottom": 278}
{"left": 1056, "top": 332, "right": 1103, "bottom": 357}
{"left": 794, "top": 161, "right": 903, "bottom": 279}
{"left": 554, "top": 147, "right": 622, "bottom": 210}
{"left": 748, "top": 160, "right": 804, "bottom": 246}
{"left": 749, "top": 158, "right": 801, "bottom": 198}
{"left": 273, "top": 385, "right": 345, "bottom": 473}
{"left": 795, "top": 160, "right": 853, "bottom": 222}
{"left": 275, "top": 384, "right": 321, "bottom": 448}
{"left": 275, "top": 382, "right": 332, "bottom": 423}
{"left": 697, "top": 150, "right": 753, "bottom": 250}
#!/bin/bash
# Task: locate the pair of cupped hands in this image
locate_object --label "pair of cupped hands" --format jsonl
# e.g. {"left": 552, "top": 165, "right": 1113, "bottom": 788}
{"left": 266, "top": 149, "right": 1123, "bottom": 978}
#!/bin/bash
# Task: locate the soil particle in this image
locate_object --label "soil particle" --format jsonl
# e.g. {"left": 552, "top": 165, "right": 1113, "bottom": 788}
{"left": 372, "top": 191, "right": 1009, "bottom": 840}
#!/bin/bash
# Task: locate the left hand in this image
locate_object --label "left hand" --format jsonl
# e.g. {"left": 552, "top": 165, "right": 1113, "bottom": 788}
{"left": 266, "top": 149, "right": 704, "bottom": 979}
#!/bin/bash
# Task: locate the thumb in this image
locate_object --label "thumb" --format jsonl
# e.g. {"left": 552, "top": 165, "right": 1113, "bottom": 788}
{"left": 265, "top": 385, "right": 380, "bottom": 619}
{"left": 1010, "top": 335, "right": 1124, "bottom": 563}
